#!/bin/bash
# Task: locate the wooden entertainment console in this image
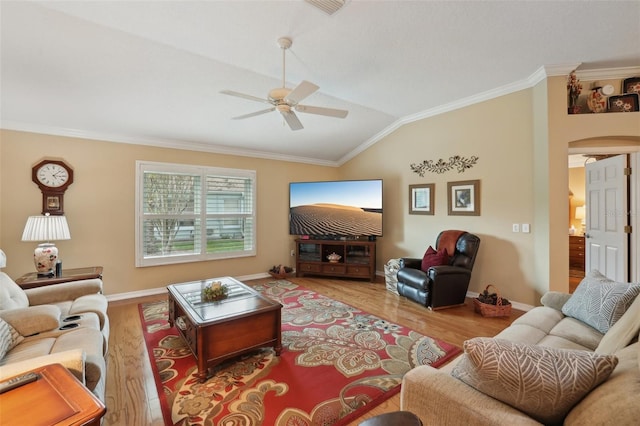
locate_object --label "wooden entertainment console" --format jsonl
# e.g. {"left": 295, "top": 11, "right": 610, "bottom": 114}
{"left": 295, "top": 239, "right": 376, "bottom": 282}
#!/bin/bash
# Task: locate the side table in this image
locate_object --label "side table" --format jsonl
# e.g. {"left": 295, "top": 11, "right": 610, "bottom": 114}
{"left": 15, "top": 266, "right": 103, "bottom": 290}
{"left": 0, "top": 363, "right": 106, "bottom": 425}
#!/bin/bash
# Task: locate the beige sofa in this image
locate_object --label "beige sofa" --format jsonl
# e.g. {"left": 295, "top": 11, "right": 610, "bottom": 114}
{"left": 401, "top": 272, "right": 640, "bottom": 425}
{"left": 0, "top": 269, "right": 109, "bottom": 402}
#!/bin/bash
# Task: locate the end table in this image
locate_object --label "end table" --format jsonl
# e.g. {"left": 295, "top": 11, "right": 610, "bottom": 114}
{"left": 15, "top": 266, "right": 103, "bottom": 290}
{"left": 0, "top": 363, "right": 106, "bottom": 425}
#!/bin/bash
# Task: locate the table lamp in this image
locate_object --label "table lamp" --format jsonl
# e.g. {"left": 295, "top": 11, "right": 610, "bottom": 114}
{"left": 21, "top": 213, "right": 71, "bottom": 276}
{"left": 575, "top": 206, "right": 586, "bottom": 236}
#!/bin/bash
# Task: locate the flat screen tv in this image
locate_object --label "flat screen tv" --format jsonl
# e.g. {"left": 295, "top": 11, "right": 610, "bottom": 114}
{"left": 289, "top": 179, "right": 383, "bottom": 238}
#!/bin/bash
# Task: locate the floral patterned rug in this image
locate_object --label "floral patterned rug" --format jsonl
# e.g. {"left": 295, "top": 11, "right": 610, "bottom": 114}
{"left": 140, "top": 280, "right": 460, "bottom": 426}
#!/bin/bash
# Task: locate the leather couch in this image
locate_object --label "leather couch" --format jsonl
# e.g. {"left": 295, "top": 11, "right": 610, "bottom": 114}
{"left": 396, "top": 230, "right": 480, "bottom": 309}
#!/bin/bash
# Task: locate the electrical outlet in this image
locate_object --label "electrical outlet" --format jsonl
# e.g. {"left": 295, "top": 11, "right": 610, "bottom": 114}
{"left": 290, "top": 250, "right": 295, "bottom": 257}
{"left": 512, "top": 224, "right": 520, "bottom": 233}
{"left": 522, "top": 223, "right": 530, "bottom": 233}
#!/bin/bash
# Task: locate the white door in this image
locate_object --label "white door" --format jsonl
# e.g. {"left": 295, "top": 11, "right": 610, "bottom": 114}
{"left": 585, "top": 154, "right": 628, "bottom": 281}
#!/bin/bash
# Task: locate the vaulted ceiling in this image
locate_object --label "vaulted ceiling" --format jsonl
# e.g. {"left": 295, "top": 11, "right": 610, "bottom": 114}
{"left": 2, "top": 1, "right": 639, "bottom": 165}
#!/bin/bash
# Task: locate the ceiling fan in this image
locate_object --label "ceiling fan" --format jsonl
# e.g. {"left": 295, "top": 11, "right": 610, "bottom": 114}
{"left": 220, "top": 37, "right": 348, "bottom": 131}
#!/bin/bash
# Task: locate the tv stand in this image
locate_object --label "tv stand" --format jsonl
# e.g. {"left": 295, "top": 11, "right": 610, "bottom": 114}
{"left": 295, "top": 239, "right": 376, "bottom": 282}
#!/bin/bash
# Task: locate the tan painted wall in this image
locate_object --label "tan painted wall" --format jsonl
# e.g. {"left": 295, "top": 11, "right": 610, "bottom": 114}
{"left": 0, "top": 130, "right": 338, "bottom": 295}
{"left": 546, "top": 75, "right": 640, "bottom": 291}
{"left": 340, "top": 90, "right": 541, "bottom": 305}
{"left": 1, "top": 75, "right": 638, "bottom": 304}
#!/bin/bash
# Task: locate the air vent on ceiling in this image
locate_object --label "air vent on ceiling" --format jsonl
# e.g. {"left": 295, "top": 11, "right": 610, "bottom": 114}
{"left": 305, "top": 0, "right": 346, "bottom": 15}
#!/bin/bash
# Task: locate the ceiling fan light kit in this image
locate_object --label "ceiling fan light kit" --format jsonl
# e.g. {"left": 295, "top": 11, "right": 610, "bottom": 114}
{"left": 221, "top": 36, "right": 348, "bottom": 131}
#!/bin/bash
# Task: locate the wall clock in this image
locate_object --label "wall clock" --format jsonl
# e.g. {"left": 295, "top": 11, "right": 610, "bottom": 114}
{"left": 31, "top": 159, "right": 74, "bottom": 215}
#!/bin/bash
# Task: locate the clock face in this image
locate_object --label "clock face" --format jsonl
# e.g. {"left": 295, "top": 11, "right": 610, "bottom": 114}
{"left": 36, "top": 163, "right": 70, "bottom": 188}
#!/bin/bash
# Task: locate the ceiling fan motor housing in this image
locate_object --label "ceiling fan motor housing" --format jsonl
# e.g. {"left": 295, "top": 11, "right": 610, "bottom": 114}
{"left": 269, "top": 87, "right": 292, "bottom": 102}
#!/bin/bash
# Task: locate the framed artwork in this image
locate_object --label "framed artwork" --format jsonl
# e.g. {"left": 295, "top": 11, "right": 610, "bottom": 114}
{"left": 608, "top": 93, "right": 639, "bottom": 113}
{"left": 409, "top": 183, "right": 435, "bottom": 215}
{"left": 447, "top": 180, "right": 480, "bottom": 216}
{"left": 622, "top": 77, "right": 640, "bottom": 95}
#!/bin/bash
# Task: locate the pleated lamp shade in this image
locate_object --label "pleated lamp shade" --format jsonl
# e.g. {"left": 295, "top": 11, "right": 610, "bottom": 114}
{"left": 22, "top": 214, "right": 71, "bottom": 242}
{"left": 21, "top": 214, "right": 71, "bottom": 275}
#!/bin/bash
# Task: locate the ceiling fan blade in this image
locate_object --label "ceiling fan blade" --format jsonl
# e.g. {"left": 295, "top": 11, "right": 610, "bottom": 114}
{"left": 220, "top": 90, "right": 272, "bottom": 104}
{"left": 280, "top": 110, "right": 304, "bottom": 131}
{"left": 231, "top": 107, "right": 275, "bottom": 120}
{"left": 284, "top": 80, "right": 319, "bottom": 104}
{"left": 296, "top": 104, "right": 349, "bottom": 118}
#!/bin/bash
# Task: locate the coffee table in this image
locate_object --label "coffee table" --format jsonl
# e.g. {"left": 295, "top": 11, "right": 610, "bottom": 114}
{"left": 167, "top": 276, "right": 282, "bottom": 382}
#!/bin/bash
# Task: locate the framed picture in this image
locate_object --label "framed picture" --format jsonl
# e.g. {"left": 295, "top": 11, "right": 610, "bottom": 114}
{"left": 622, "top": 77, "right": 640, "bottom": 94}
{"left": 608, "top": 93, "right": 639, "bottom": 113}
{"left": 447, "top": 180, "right": 480, "bottom": 216}
{"left": 409, "top": 183, "right": 435, "bottom": 215}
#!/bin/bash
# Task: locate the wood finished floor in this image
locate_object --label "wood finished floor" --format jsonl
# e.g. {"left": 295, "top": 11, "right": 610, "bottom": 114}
{"left": 104, "top": 276, "right": 524, "bottom": 425}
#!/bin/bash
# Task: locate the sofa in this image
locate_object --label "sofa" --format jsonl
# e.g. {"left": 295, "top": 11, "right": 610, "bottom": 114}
{"left": 0, "top": 259, "right": 110, "bottom": 402}
{"left": 401, "top": 270, "right": 640, "bottom": 425}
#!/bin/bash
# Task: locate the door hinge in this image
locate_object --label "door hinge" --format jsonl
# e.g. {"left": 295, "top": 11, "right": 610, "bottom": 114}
{"left": 624, "top": 167, "right": 632, "bottom": 176}
{"left": 624, "top": 225, "right": 632, "bottom": 233}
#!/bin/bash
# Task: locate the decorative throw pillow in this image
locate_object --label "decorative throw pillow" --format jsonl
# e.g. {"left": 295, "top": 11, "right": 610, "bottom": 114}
{"left": 421, "top": 246, "right": 449, "bottom": 272}
{"left": 451, "top": 337, "right": 618, "bottom": 425}
{"left": 0, "top": 317, "right": 24, "bottom": 359}
{"left": 562, "top": 270, "right": 640, "bottom": 334}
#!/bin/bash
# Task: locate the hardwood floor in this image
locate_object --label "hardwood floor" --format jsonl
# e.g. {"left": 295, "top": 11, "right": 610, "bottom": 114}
{"left": 104, "top": 276, "right": 524, "bottom": 425}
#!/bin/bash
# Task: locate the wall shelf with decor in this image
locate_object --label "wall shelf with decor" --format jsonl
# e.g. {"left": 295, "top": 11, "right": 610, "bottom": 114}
{"left": 567, "top": 73, "right": 640, "bottom": 115}
{"left": 295, "top": 239, "right": 376, "bottom": 282}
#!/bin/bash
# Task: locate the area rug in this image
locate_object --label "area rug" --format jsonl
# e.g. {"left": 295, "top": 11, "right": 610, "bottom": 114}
{"left": 140, "top": 280, "right": 461, "bottom": 426}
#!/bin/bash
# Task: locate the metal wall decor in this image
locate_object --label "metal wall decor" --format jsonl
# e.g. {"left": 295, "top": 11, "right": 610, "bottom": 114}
{"left": 410, "top": 155, "right": 478, "bottom": 177}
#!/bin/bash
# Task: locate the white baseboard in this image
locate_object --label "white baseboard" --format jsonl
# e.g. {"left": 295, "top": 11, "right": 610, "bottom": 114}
{"left": 105, "top": 272, "right": 272, "bottom": 302}
{"left": 465, "top": 290, "right": 534, "bottom": 312}
{"left": 106, "top": 271, "right": 535, "bottom": 312}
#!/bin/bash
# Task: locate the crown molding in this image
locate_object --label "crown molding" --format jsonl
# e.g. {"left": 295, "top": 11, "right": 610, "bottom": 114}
{"left": 338, "top": 64, "right": 638, "bottom": 165}
{"left": 575, "top": 66, "right": 640, "bottom": 81}
{"left": 542, "top": 63, "right": 583, "bottom": 77}
{"left": 4, "top": 64, "right": 637, "bottom": 168}
{"left": 1, "top": 121, "right": 339, "bottom": 167}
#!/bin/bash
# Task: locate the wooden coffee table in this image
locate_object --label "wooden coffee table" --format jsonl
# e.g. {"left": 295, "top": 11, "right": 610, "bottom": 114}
{"left": 167, "top": 276, "right": 282, "bottom": 382}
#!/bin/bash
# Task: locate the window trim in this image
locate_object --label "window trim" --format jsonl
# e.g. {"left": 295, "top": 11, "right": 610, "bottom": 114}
{"left": 135, "top": 160, "right": 256, "bottom": 267}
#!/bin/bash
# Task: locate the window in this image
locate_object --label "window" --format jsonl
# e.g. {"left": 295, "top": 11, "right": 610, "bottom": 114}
{"left": 136, "top": 161, "right": 256, "bottom": 267}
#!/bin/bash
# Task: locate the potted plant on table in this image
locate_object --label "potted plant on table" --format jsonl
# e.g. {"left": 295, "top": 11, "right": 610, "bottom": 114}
{"left": 202, "top": 281, "right": 229, "bottom": 301}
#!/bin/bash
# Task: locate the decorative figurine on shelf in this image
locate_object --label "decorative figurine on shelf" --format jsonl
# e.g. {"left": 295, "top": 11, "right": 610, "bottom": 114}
{"left": 567, "top": 70, "right": 583, "bottom": 114}
{"left": 587, "top": 85, "right": 607, "bottom": 113}
{"left": 327, "top": 252, "right": 342, "bottom": 263}
{"left": 202, "top": 280, "right": 229, "bottom": 301}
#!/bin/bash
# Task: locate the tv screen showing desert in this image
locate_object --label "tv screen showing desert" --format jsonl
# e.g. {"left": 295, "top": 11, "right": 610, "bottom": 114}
{"left": 289, "top": 180, "right": 382, "bottom": 237}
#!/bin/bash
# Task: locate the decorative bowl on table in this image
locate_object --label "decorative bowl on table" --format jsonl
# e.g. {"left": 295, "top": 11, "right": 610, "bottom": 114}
{"left": 327, "top": 252, "right": 342, "bottom": 263}
{"left": 202, "top": 281, "right": 229, "bottom": 301}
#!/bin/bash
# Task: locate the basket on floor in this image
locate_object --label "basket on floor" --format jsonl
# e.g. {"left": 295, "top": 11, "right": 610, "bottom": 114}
{"left": 474, "top": 284, "right": 512, "bottom": 317}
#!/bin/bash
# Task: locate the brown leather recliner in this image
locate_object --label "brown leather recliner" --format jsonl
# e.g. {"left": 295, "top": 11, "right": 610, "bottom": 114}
{"left": 396, "top": 230, "right": 480, "bottom": 309}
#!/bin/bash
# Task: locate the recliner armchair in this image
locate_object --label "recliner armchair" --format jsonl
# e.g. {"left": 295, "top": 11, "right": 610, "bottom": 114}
{"left": 396, "top": 230, "right": 480, "bottom": 309}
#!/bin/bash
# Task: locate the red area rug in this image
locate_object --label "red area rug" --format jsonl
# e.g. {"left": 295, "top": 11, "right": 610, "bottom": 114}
{"left": 140, "top": 280, "right": 460, "bottom": 426}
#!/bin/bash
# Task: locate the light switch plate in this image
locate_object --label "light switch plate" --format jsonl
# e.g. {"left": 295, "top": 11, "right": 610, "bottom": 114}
{"left": 522, "top": 223, "right": 530, "bottom": 233}
{"left": 512, "top": 224, "right": 520, "bottom": 232}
